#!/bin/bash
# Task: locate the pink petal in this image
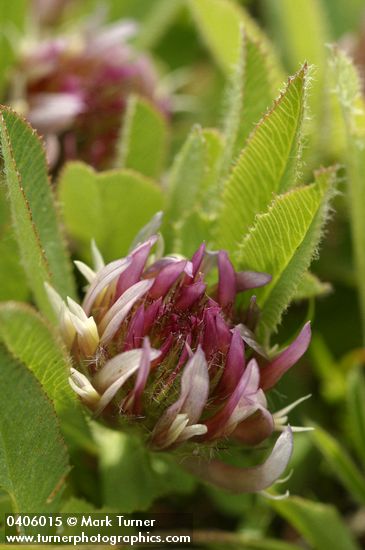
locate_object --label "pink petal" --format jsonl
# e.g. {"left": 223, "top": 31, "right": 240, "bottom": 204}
{"left": 204, "top": 359, "right": 259, "bottom": 439}
{"left": 123, "top": 305, "right": 145, "bottom": 350}
{"left": 124, "top": 337, "right": 152, "bottom": 415}
{"left": 143, "top": 298, "right": 162, "bottom": 333}
{"left": 260, "top": 322, "right": 311, "bottom": 390}
{"left": 217, "top": 328, "right": 245, "bottom": 396}
{"left": 149, "top": 260, "right": 188, "bottom": 299}
{"left": 217, "top": 250, "right": 236, "bottom": 309}
{"left": 116, "top": 237, "right": 157, "bottom": 298}
{"left": 191, "top": 243, "right": 206, "bottom": 278}
{"left": 215, "top": 313, "right": 232, "bottom": 352}
{"left": 175, "top": 281, "right": 206, "bottom": 311}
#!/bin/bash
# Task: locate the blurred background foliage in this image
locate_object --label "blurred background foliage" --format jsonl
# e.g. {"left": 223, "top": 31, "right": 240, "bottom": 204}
{"left": 1, "top": 0, "right": 365, "bottom": 548}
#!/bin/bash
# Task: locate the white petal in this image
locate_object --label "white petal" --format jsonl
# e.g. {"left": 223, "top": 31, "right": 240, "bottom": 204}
{"left": 94, "top": 348, "right": 160, "bottom": 392}
{"left": 83, "top": 258, "right": 131, "bottom": 315}
{"left": 67, "top": 296, "right": 88, "bottom": 320}
{"left": 69, "top": 368, "right": 100, "bottom": 407}
{"left": 70, "top": 314, "right": 99, "bottom": 356}
{"left": 100, "top": 279, "right": 154, "bottom": 344}
{"left": 91, "top": 240, "right": 105, "bottom": 272}
{"left": 74, "top": 260, "right": 96, "bottom": 284}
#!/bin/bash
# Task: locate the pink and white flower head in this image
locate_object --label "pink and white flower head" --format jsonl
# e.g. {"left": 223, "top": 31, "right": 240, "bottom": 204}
{"left": 46, "top": 217, "right": 312, "bottom": 494}
{"left": 11, "top": 18, "right": 168, "bottom": 169}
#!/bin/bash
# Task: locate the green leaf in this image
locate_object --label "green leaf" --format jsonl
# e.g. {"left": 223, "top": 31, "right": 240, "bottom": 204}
{"left": 0, "top": 228, "right": 29, "bottom": 301}
{"left": 330, "top": 48, "right": 365, "bottom": 344}
{"left": 347, "top": 368, "right": 365, "bottom": 465}
{"left": 236, "top": 168, "right": 335, "bottom": 339}
{"left": 61, "top": 497, "right": 96, "bottom": 514}
{"left": 189, "top": 0, "right": 282, "bottom": 82}
{"left": 116, "top": 95, "right": 168, "bottom": 179}
{"left": 189, "top": 0, "right": 242, "bottom": 74}
{"left": 0, "top": 345, "right": 70, "bottom": 513}
{"left": 263, "top": 0, "right": 327, "bottom": 97}
{"left": 217, "top": 65, "right": 308, "bottom": 254}
{"left": 165, "top": 126, "right": 224, "bottom": 248}
{"left": 0, "top": 302, "right": 93, "bottom": 452}
{"left": 173, "top": 210, "right": 213, "bottom": 258}
{"left": 58, "top": 162, "right": 164, "bottom": 262}
{"left": 271, "top": 496, "right": 360, "bottom": 550}
{"left": 0, "top": 1, "right": 27, "bottom": 94}
{"left": 0, "top": 107, "right": 76, "bottom": 319}
{"left": 293, "top": 271, "right": 332, "bottom": 301}
{"left": 218, "top": 31, "right": 245, "bottom": 178}
{"left": 220, "top": 34, "right": 278, "bottom": 175}
{"left": 235, "top": 36, "right": 277, "bottom": 155}
{"left": 136, "top": 0, "right": 184, "bottom": 50}
{"left": 311, "top": 425, "right": 365, "bottom": 507}
{"left": 0, "top": 182, "right": 28, "bottom": 301}
{"left": 93, "top": 426, "right": 195, "bottom": 513}
{"left": 263, "top": 0, "right": 330, "bottom": 166}
{"left": 166, "top": 126, "right": 221, "bottom": 217}
{"left": 309, "top": 335, "right": 346, "bottom": 402}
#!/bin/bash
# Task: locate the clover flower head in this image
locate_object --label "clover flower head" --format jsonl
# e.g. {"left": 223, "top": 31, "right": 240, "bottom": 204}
{"left": 46, "top": 218, "right": 312, "bottom": 493}
{"left": 11, "top": 17, "right": 168, "bottom": 169}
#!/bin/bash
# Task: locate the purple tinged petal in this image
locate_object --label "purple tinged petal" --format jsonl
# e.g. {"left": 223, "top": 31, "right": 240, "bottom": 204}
{"left": 100, "top": 279, "right": 154, "bottom": 344}
{"left": 236, "top": 271, "right": 272, "bottom": 291}
{"left": 151, "top": 347, "right": 209, "bottom": 448}
{"left": 218, "top": 250, "right": 236, "bottom": 309}
{"left": 144, "top": 255, "right": 184, "bottom": 277}
{"left": 180, "top": 347, "right": 209, "bottom": 423}
{"left": 93, "top": 347, "right": 161, "bottom": 415}
{"left": 149, "top": 260, "right": 188, "bottom": 299}
{"left": 94, "top": 349, "right": 146, "bottom": 392}
{"left": 83, "top": 257, "right": 131, "bottom": 315}
{"left": 218, "top": 328, "right": 245, "bottom": 396}
{"left": 260, "top": 322, "right": 311, "bottom": 391}
{"left": 185, "top": 426, "right": 293, "bottom": 493}
{"left": 116, "top": 237, "right": 157, "bottom": 299}
{"left": 175, "top": 281, "right": 206, "bottom": 311}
